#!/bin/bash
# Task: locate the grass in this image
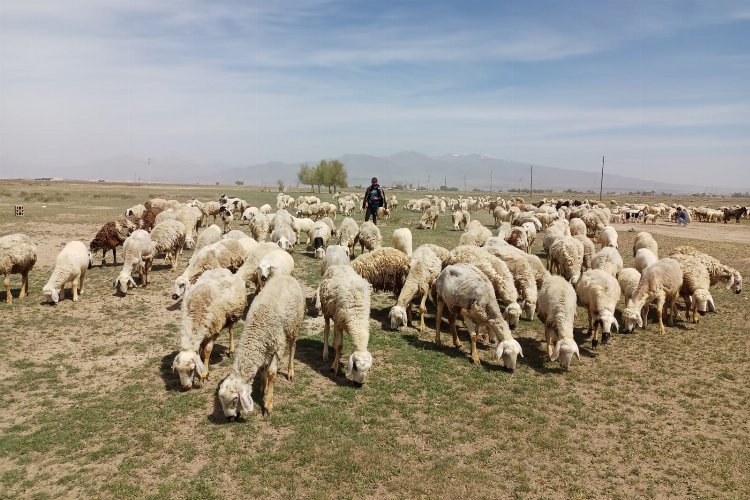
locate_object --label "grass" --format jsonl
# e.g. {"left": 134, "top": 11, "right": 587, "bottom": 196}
{"left": 0, "top": 180, "right": 749, "bottom": 498}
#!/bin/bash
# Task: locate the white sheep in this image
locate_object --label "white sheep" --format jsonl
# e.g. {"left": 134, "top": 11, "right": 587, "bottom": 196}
{"left": 435, "top": 264, "right": 522, "bottom": 370}
{"left": 172, "top": 238, "right": 256, "bottom": 299}
{"left": 195, "top": 224, "right": 223, "bottom": 251}
{"left": 124, "top": 204, "right": 146, "bottom": 218}
{"left": 634, "top": 248, "right": 658, "bottom": 273}
{"left": 271, "top": 224, "right": 297, "bottom": 252}
{"left": 241, "top": 206, "right": 261, "bottom": 223}
{"left": 569, "top": 218, "right": 586, "bottom": 237}
{"left": 483, "top": 244, "right": 538, "bottom": 320}
{"left": 618, "top": 268, "right": 642, "bottom": 307}
{"left": 114, "top": 229, "right": 155, "bottom": 295}
{"left": 318, "top": 265, "right": 373, "bottom": 385}
{"left": 218, "top": 206, "right": 234, "bottom": 234}
{"left": 42, "top": 241, "right": 90, "bottom": 303}
{"left": 575, "top": 269, "right": 621, "bottom": 348}
{"left": 392, "top": 228, "right": 413, "bottom": 256}
{"left": 388, "top": 245, "right": 442, "bottom": 332}
{"left": 573, "top": 234, "right": 596, "bottom": 271}
{"left": 671, "top": 246, "right": 742, "bottom": 296}
{"left": 249, "top": 213, "right": 271, "bottom": 242}
{"left": 0, "top": 233, "right": 37, "bottom": 304}
{"left": 336, "top": 217, "right": 360, "bottom": 257}
{"left": 459, "top": 220, "right": 493, "bottom": 247}
{"left": 321, "top": 245, "right": 351, "bottom": 275}
{"left": 633, "top": 231, "right": 658, "bottom": 257}
{"left": 591, "top": 246, "right": 624, "bottom": 278}
{"left": 218, "top": 275, "right": 305, "bottom": 419}
{"left": 506, "top": 226, "right": 529, "bottom": 253}
{"left": 622, "top": 258, "right": 683, "bottom": 334}
{"left": 358, "top": 221, "right": 382, "bottom": 254}
{"left": 171, "top": 268, "right": 247, "bottom": 390}
{"left": 150, "top": 219, "right": 186, "bottom": 272}
{"left": 548, "top": 236, "right": 584, "bottom": 285}
{"left": 255, "top": 249, "right": 295, "bottom": 292}
{"left": 236, "top": 242, "right": 283, "bottom": 283}
{"left": 669, "top": 253, "right": 715, "bottom": 323}
{"left": 417, "top": 206, "right": 440, "bottom": 229}
{"left": 536, "top": 275, "right": 579, "bottom": 370}
{"left": 597, "top": 225, "right": 619, "bottom": 250}
{"left": 452, "top": 210, "right": 471, "bottom": 231}
{"left": 223, "top": 229, "right": 248, "bottom": 240}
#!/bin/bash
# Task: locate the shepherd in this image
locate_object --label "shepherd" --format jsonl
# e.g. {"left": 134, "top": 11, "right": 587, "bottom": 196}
{"left": 363, "top": 177, "right": 387, "bottom": 225}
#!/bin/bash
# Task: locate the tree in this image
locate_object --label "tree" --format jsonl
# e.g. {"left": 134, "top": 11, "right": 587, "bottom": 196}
{"left": 326, "top": 159, "right": 347, "bottom": 193}
{"left": 276, "top": 179, "right": 285, "bottom": 192}
{"left": 314, "top": 160, "right": 330, "bottom": 193}
{"left": 234, "top": 180, "right": 244, "bottom": 186}
{"left": 297, "top": 164, "right": 314, "bottom": 192}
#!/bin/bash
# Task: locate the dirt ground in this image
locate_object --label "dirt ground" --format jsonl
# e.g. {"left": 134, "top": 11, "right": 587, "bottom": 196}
{"left": 611, "top": 220, "right": 750, "bottom": 244}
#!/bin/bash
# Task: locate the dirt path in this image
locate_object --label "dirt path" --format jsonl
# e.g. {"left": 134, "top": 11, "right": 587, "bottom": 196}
{"left": 611, "top": 221, "right": 750, "bottom": 244}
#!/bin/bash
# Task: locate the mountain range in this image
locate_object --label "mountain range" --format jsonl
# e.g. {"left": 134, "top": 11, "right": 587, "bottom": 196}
{"left": 0, "top": 152, "right": 732, "bottom": 194}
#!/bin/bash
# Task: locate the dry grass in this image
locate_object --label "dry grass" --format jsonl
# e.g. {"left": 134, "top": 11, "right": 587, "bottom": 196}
{"left": 0, "top": 180, "right": 749, "bottom": 499}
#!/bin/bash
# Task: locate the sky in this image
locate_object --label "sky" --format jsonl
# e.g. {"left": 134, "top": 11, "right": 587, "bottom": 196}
{"left": 1, "top": 0, "right": 749, "bottom": 187}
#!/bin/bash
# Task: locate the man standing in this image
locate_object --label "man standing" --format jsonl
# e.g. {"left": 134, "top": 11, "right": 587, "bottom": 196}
{"left": 363, "top": 177, "right": 387, "bottom": 225}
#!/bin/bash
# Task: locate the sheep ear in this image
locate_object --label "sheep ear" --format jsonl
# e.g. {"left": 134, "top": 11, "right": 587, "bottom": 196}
{"left": 347, "top": 354, "right": 355, "bottom": 374}
{"left": 574, "top": 343, "right": 581, "bottom": 360}
{"left": 128, "top": 276, "right": 137, "bottom": 288}
{"left": 238, "top": 384, "right": 254, "bottom": 412}
{"left": 550, "top": 341, "right": 561, "bottom": 361}
{"left": 613, "top": 318, "right": 620, "bottom": 333}
{"left": 171, "top": 356, "right": 179, "bottom": 373}
{"left": 193, "top": 353, "right": 207, "bottom": 377}
{"left": 50, "top": 288, "right": 60, "bottom": 303}
{"left": 518, "top": 342, "right": 524, "bottom": 358}
{"left": 726, "top": 275, "right": 735, "bottom": 290}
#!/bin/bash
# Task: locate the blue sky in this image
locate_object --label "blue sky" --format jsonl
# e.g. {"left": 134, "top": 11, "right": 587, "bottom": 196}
{"left": 1, "top": 0, "right": 748, "bottom": 187}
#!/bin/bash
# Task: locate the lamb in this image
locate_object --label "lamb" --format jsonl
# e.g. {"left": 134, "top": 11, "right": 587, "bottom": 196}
{"left": 634, "top": 248, "right": 658, "bottom": 273}
{"left": 483, "top": 244, "right": 538, "bottom": 320}
{"left": 255, "top": 249, "right": 295, "bottom": 292}
{"left": 622, "top": 258, "right": 683, "bottom": 334}
{"left": 417, "top": 206, "right": 440, "bottom": 229}
{"left": 218, "top": 205, "right": 234, "bottom": 234}
{"left": 434, "top": 264, "right": 523, "bottom": 370}
{"left": 591, "top": 246, "right": 624, "bottom": 278}
{"left": 669, "top": 253, "right": 715, "bottom": 323}
{"left": 41, "top": 240, "right": 89, "bottom": 303}
{"left": 318, "top": 265, "right": 373, "bottom": 385}
{"left": 548, "top": 236, "right": 584, "bottom": 285}
{"left": 89, "top": 217, "right": 142, "bottom": 265}
{"left": 150, "top": 219, "right": 186, "bottom": 272}
{"left": 124, "top": 204, "right": 146, "bottom": 218}
{"left": 597, "top": 225, "right": 619, "bottom": 249}
{"left": 459, "top": 220, "right": 493, "bottom": 247}
{"left": 336, "top": 217, "right": 360, "bottom": 257}
{"left": 670, "top": 246, "right": 742, "bottom": 295}
{"left": 114, "top": 229, "right": 155, "bottom": 295}
{"left": 392, "top": 228, "right": 413, "bottom": 256}
{"left": 452, "top": 210, "right": 471, "bottom": 231}
{"left": 195, "top": 224, "right": 223, "bottom": 251}
{"left": 271, "top": 224, "right": 297, "bottom": 252}
{"left": 0, "top": 233, "right": 37, "bottom": 304}
{"left": 218, "top": 275, "right": 305, "bottom": 419}
{"left": 443, "top": 246, "right": 522, "bottom": 329}
{"left": 388, "top": 245, "right": 442, "bottom": 332}
{"left": 358, "top": 221, "right": 382, "bottom": 254}
{"left": 573, "top": 234, "right": 596, "bottom": 271}
{"left": 172, "top": 238, "right": 256, "bottom": 299}
{"left": 321, "top": 245, "right": 351, "bottom": 275}
{"left": 351, "top": 247, "right": 410, "bottom": 295}
{"left": 171, "top": 268, "right": 247, "bottom": 390}
{"left": 633, "top": 231, "right": 658, "bottom": 257}
{"left": 377, "top": 206, "right": 390, "bottom": 220}
{"left": 575, "top": 269, "right": 621, "bottom": 348}
{"left": 536, "top": 275, "right": 579, "bottom": 370}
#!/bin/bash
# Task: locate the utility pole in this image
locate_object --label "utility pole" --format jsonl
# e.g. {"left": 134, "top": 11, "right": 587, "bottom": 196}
{"left": 147, "top": 157, "right": 151, "bottom": 185}
{"left": 490, "top": 170, "right": 493, "bottom": 192}
{"left": 600, "top": 155, "right": 605, "bottom": 202}
{"left": 530, "top": 165, "right": 533, "bottom": 200}
{"left": 464, "top": 175, "right": 467, "bottom": 195}
{"left": 427, "top": 175, "right": 430, "bottom": 190}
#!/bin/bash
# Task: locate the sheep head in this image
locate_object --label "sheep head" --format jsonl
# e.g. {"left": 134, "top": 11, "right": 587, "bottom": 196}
{"left": 171, "top": 351, "right": 207, "bottom": 391}
{"left": 692, "top": 289, "right": 712, "bottom": 318}
{"left": 494, "top": 336, "right": 523, "bottom": 373}
{"left": 550, "top": 338, "right": 580, "bottom": 371}
{"left": 621, "top": 306, "right": 643, "bottom": 332}
{"left": 503, "top": 302, "right": 522, "bottom": 330}
{"left": 388, "top": 305, "right": 408, "bottom": 330}
{"left": 346, "top": 351, "right": 372, "bottom": 386}
{"left": 172, "top": 276, "right": 190, "bottom": 300}
{"left": 218, "top": 373, "right": 254, "bottom": 421}
{"left": 727, "top": 272, "right": 742, "bottom": 294}
{"left": 277, "top": 237, "right": 292, "bottom": 252}
{"left": 521, "top": 299, "right": 536, "bottom": 321}
{"left": 314, "top": 246, "right": 326, "bottom": 259}
{"left": 597, "top": 309, "right": 619, "bottom": 344}
{"left": 42, "top": 284, "right": 61, "bottom": 304}
{"left": 114, "top": 273, "right": 136, "bottom": 295}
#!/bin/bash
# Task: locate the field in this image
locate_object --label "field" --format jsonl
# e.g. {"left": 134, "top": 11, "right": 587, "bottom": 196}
{"left": 1, "top": 180, "right": 749, "bottom": 499}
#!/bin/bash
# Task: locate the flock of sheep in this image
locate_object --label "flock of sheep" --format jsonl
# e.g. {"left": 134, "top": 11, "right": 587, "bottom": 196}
{"left": 0, "top": 191, "right": 745, "bottom": 420}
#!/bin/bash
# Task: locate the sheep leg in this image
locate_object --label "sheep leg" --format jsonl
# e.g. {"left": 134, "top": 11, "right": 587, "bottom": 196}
{"left": 545, "top": 325, "right": 555, "bottom": 359}
{"left": 330, "top": 326, "right": 343, "bottom": 376}
{"left": 227, "top": 323, "right": 235, "bottom": 358}
{"left": 78, "top": 270, "right": 86, "bottom": 296}
{"left": 656, "top": 298, "right": 665, "bottom": 334}
{"left": 19, "top": 271, "right": 29, "bottom": 299}
{"left": 287, "top": 338, "right": 296, "bottom": 382}
{"left": 449, "top": 312, "right": 461, "bottom": 349}
{"left": 3, "top": 276, "right": 11, "bottom": 304}
{"left": 112, "top": 247, "right": 117, "bottom": 265}
{"left": 72, "top": 278, "right": 79, "bottom": 302}
{"left": 586, "top": 309, "right": 593, "bottom": 336}
{"left": 263, "top": 357, "right": 278, "bottom": 416}
{"left": 322, "top": 317, "right": 331, "bottom": 361}
{"left": 470, "top": 328, "right": 481, "bottom": 365}
{"left": 201, "top": 340, "right": 214, "bottom": 380}
{"left": 591, "top": 321, "right": 599, "bottom": 349}
{"left": 406, "top": 304, "right": 413, "bottom": 328}
{"left": 418, "top": 293, "right": 428, "bottom": 333}
{"left": 435, "top": 300, "right": 444, "bottom": 346}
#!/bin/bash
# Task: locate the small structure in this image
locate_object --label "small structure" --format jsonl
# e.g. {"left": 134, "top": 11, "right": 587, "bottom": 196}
{"left": 15, "top": 204, "right": 24, "bottom": 217}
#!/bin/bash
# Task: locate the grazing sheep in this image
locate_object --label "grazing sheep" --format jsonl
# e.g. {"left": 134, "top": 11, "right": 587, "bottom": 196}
{"left": 150, "top": 219, "right": 186, "bottom": 272}
{"left": 172, "top": 238, "right": 256, "bottom": 299}
{"left": 417, "top": 206, "right": 440, "bottom": 229}
{"left": 507, "top": 226, "right": 529, "bottom": 253}
{"left": 671, "top": 246, "right": 742, "bottom": 295}
{"left": 392, "top": 228, "right": 413, "bottom": 256}
{"left": 581, "top": 212, "right": 605, "bottom": 238}
{"left": 218, "top": 275, "right": 305, "bottom": 419}
{"left": 573, "top": 234, "right": 596, "bottom": 271}
{"left": 496, "top": 221, "right": 513, "bottom": 240}
{"left": 41, "top": 240, "right": 90, "bottom": 303}
{"left": 576, "top": 269, "right": 621, "bottom": 348}
{"left": 249, "top": 213, "right": 271, "bottom": 242}
{"left": 223, "top": 229, "right": 247, "bottom": 240}
{"left": 622, "top": 258, "right": 683, "bottom": 334}
{"left": 569, "top": 218, "right": 586, "bottom": 237}
{"left": 321, "top": 245, "right": 351, "bottom": 275}
{"left": 114, "top": 229, "right": 155, "bottom": 295}
{"left": 618, "top": 268, "right": 642, "bottom": 307}
{"left": 377, "top": 206, "right": 390, "bottom": 220}
{"left": 634, "top": 248, "right": 658, "bottom": 274}
{"left": 483, "top": 245, "right": 538, "bottom": 320}
{"left": 597, "top": 225, "right": 619, "bottom": 250}
{"left": 633, "top": 231, "right": 658, "bottom": 257}
{"left": 236, "top": 242, "right": 283, "bottom": 283}
{"left": 195, "top": 224, "right": 223, "bottom": 251}
{"left": 319, "top": 265, "right": 373, "bottom": 385}
{"left": 241, "top": 206, "right": 261, "bottom": 223}
{"left": 351, "top": 247, "right": 410, "bottom": 295}
{"left": 218, "top": 206, "right": 234, "bottom": 234}
{"left": 452, "top": 210, "right": 471, "bottom": 231}
{"left": 271, "top": 224, "right": 297, "bottom": 252}
{"left": 336, "top": 217, "right": 360, "bottom": 257}
{"left": 172, "top": 268, "right": 247, "bottom": 390}
{"left": 388, "top": 245, "right": 442, "bottom": 332}
{"left": 591, "top": 246, "right": 624, "bottom": 278}
{"left": 89, "top": 217, "right": 142, "bottom": 266}
{"left": 435, "top": 264, "right": 522, "bottom": 370}
{"left": 358, "top": 221, "right": 383, "bottom": 254}
{"left": 270, "top": 209, "right": 293, "bottom": 231}
{"left": 459, "top": 220, "right": 493, "bottom": 247}
{"left": 309, "top": 221, "right": 334, "bottom": 259}
{"left": 536, "top": 275, "right": 579, "bottom": 370}
{"left": 669, "top": 253, "right": 715, "bottom": 323}
{"left": 0, "top": 233, "right": 37, "bottom": 304}
{"left": 293, "top": 216, "right": 315, "bottom": 244}
{"left": 255, "top": 249, "right": 295, "bottom": 292}
{"left": 421, "top": 243, "right": 450, "bottom": 262}
{"left": 124, "top": 204, "right": 146, "bottom": 218}
{"left": 548, "top": 236, "right": 585, "bottom": 285}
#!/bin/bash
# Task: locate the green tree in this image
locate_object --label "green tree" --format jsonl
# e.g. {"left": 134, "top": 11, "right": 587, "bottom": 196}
{"left": 326, "top": 159, "right": 347, "bottom": 193}
{"left": 297, "top": 164, "right": 314, "bottom": 192}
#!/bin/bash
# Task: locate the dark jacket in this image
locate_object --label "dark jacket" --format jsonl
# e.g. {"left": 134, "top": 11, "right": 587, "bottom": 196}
{"left": 363, "top": 184, "right": 387, "bottom": 210}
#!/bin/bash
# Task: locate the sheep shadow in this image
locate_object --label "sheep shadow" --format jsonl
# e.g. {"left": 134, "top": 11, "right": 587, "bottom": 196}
{"left": 293, "top": 337, "right": 367, "bottom": 388}
{"left": 159, "top": 348, "right": 233, "bottom": 392}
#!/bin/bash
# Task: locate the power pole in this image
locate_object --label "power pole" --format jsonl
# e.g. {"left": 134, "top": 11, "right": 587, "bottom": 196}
{"left": 147, "top": 157, "right": 151, "bottom": 185}
{"left": 464, "top": 175, "right": 467, "bottom": 195}
{"left": 490, "top": 170, "right": 493, "bottom": 192}
{"left": 600, "top": 155, "right": 605, "bottom": 202}
{"left": 530, "top": 165, "right": 533, "bottom": 200}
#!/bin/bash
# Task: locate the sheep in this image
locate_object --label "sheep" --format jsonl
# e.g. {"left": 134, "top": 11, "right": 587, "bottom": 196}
{"left": 321, "top": 245, "right": 351, "bottom": 275}
{"left": 41, "top": 240, "right": 89, "bottom": 303}
{"left": 293, "top": 217, "right": 315, "bottom": 244}
{"left": 392, "top": 228, "right": 413, "bottom": 256}
{"left": 435, "top": 264, "right": 522, "bottom": 370}
{"left": 0, "top": 233, "right": 37, "bottom": 304}
{"left": 388, "top": 245, "right": 442, "bottom": 332}
{"left": 236, "top": 242, "right": 283, "bottom": 283}
{"left": 548, "top": 236, "right": 584, "bottom": 285}
{"left": 195, "top": 224, "right": 223, "bottom": 251}
{"left": 569, "top": 218, "right": 586, "bottom": 237}
{"left": 255, "top": 249, "right": 295, "bottom": 292}
{"left": 443, "top": 246, "right": 522, "bottom": 329}
{"left": 218, "top": 205, "right": 234, "bottom": 234}
{"left": 172, "top": 238, "right": 256, "bottom": 299}
{"left": 377, "top": 206, "right": 390, "bottom": 220}
{"left": 483, "top": 245, "right": 538, "bottom": 320}
{"left": 309, "top": 221, "right": 334, "bottom": 259}
{"left": 459, "top": 220, "right": 493, "bottom": 247}
{"left": 241, "top": 206, "right": 260, "bottom": 223}
{"left": 573, "top": 234, "right": 596, "bottom": 271}
{"left": 633, "top": 231, "right": 658, "bottom": 257}
{"left": 218, "top": 275, "right": 305, "bottom": 419}
{"left": 89, "top": 217, "right": 142, "bottom": 266}
{"left": 114, "top": 229, "right": 155, "bottom": 295}
{"left": 270, "top": 209, "right": 293, "bottom": 231}
{"left": 591, "top": 246, "right": 624, "bottom": 278}
{"left": 597, "top": 225, "right": 619, "bottom": 249}
{"left": 150, "top": 219, "right": 186, "bottom": 272}
{"left": 671, "top": 246, "right": 742, "bottom": 295}
{"left": 507, "top": 226, "right": 529, "bottom": 253}
{"left": 581, "top": 212, "right": 605, "bottom": 237}
{"left": 576, "top": 269, "right": 621, "bottom": 348}
{"left": 271, "top": 224, "right": 297, "bottom": 252}
{"left": 536, "top": 275, "right": 579, "bottom": 370}
{"left": 417, "top": 206, "right": 440, "bottom": 229}
{"left": 124, "top": 204, "right": 146, "bottom": 218}
{"left": 319, "top": 216, "right": 336, "bottom": 233}
{"left": 171, "top": 268, "right": 247, "bottom": 390}
{"left": 622, "top": 258, "right": 683, "bottom": 334}
{"left": 521, "top": 221, "right": 537, "bottom": 249}
{"left": 618, "top": 268, "right": 642, "bottom": 307}
{"left": 318, "top": 265, "right": 373, "bottom": 385}
{"left": 420, "top": 243, "right": 450, "bottom": 262}
{"left": 336, "top": 217, "right": 360, "bottom": 257}
{"left": 223, "top": 229, "right": 248, "bottom": 240}
{"left": 634, "top": 248, "right": 658, "bottom": 273}
{"left": 249, "top": 213, "right": 271, "bottom": 242}
{"left": 496, "top": 221, "right": 512, "bottom": 240}
{"left": 351, "top": 247, "right": 410, "bottom": 295}
{"left": 452, "top": 210, "right": 471, "bottom": 231}
{"left": 669, "top": 253, "right": 715, "bottom": 323}
{"left": 358, "top": 221, "right": 382, "bottom": 254}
